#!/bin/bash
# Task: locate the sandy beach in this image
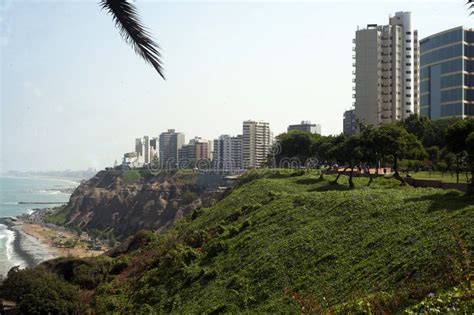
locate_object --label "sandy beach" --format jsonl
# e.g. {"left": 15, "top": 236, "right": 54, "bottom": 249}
{"left": 1, "top": 217, "right": 105, "bottom": 272}
{"left": 21, "top": 223, "right": 104, "bottom": 258}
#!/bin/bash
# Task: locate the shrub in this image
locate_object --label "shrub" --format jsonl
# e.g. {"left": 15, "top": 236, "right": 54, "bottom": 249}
{"left": 0, "top": 266, "right": 80, "bottom": 314}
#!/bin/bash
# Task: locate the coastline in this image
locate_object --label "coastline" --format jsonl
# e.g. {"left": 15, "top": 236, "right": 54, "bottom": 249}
{"left": 0, "top": 218, "right": 48, "bottom": 269}
{"left": 0, "top": 217, "right": 105, "bottom": 273}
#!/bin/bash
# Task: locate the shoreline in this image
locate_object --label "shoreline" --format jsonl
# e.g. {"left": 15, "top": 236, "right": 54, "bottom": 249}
{"left": 0, "top": 218, "right": 42, "bottom": 268}
{"left": 0, "top": 217, "right": 105, "bottom": 273}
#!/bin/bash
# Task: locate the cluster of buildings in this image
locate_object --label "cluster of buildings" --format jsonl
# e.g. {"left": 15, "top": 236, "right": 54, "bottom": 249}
{"left": 120, "top": 11, "right": 473, "bottom": 169}
{"left": 344, "top": 12, "right": 473, "bottom": 135}
{"left": 120, "top": 120, "right": 321, "bottom": 171}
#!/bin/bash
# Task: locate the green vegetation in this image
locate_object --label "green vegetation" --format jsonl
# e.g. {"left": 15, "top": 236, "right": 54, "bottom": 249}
{"left": 410, "top": 171, "right": 471, "bottom": 184}
{"left": 0, "top": 266, "right": 80, "bottom": 314}
{"left": 2, "top": 170, "right": 472, "bottom": 313}
{"left": 122, "top": 169, "right": 142, "bottom": 184}
{"left": 275, "top": 116, "right": 474, "bottom": 191}
{"left": 44, "top": 206, "right": 70, "bottom": 225}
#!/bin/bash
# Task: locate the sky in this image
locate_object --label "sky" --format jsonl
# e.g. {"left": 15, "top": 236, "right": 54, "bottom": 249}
{"left": 0, "top": 0, "right": 472, "bottom": 171}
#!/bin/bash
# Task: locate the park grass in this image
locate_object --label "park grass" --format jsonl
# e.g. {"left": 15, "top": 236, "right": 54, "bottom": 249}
{"left": 409, "top": 171, "right": 471, "bottom": 184}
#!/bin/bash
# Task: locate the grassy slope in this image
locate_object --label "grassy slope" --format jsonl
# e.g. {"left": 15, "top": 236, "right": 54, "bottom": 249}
{"left": 88, "top": 170, "right": 473, "bottom": 313}
{"left": 410, "top": 171, "right": 471, "bottom": 184}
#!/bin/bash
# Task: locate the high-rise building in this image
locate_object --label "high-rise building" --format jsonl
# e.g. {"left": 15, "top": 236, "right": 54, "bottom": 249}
{"left": 354, "top": 11, "right": 419, "bottom": 126}
{"left": 159, "top": 129, "right": 185, "bottom": 166}
{"left": 135, "top": 138, "right": 143, "bottom": 157}
{"left": 343, "top": 109, "right": 357, "bottom": 136}
{"left": 420, "top": 26, "right": 474, "bottom": 119}
{"left": 242, "top": 120, "right": 271, "bottom": 168}
{"left": 143, "top": 136, "right": 150, "bottom": 164}
{"left": 287, "top": 121, "right": 321, "bottom": 134}
{"left": 178, "top": 137, "right": 212, "bottom": 162}
{"left": 213, "top": 135, "right": 243, "bottom": 171}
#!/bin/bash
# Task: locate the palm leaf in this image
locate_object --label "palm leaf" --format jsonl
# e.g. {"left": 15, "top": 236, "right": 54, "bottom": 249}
{"left": 100, "top": 0, "right": 165, "bottom": 79}
{"left": 468, "top": 0, "right": 474, "bottom": 15}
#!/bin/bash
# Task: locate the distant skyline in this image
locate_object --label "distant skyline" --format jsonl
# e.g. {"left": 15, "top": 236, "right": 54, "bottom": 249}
{"left": 1, "top": 0, "right": 472, "bottom": 171}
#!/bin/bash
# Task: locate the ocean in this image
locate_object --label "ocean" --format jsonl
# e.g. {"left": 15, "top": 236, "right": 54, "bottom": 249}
{"left": 0, "top": 176, "right": 78, "bottom": 277}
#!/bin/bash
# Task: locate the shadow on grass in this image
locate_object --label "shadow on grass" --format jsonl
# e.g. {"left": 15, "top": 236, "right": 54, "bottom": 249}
{"left": 295, "top": 177, "right": 325, "bottom": 185}
{"left": 404, "top": 190, "right": 474, "bottom": 213}
{"left": 307, "top": 181, "right": 352, "bottom": 192}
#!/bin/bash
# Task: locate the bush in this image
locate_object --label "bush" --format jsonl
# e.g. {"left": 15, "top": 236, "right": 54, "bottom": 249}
{"left": 0, "top": 266, "right": 80, "bottom": 314}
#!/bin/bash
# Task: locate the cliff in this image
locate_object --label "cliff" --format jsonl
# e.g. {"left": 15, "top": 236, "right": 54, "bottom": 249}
{"left": 55, "top": 169, "right": 229, "bottom": 238}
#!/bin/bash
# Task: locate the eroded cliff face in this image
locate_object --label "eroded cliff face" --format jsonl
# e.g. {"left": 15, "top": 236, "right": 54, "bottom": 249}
{"left": 64, "top": 170, "right": 228, "bottom": 238}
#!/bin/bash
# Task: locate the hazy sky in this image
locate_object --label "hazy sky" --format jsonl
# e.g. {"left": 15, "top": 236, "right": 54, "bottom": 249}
{"left": 0, "top": 0, "right": 472, "bottom": 171}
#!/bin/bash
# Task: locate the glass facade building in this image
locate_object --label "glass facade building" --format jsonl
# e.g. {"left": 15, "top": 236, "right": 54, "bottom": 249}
{"left": 420, "top": 26, "right": 474, "bottom": 119}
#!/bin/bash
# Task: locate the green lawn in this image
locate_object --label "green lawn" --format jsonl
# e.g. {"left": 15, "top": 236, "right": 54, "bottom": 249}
{"left": 409, "top": 171, "right": 471, "bottom": 184}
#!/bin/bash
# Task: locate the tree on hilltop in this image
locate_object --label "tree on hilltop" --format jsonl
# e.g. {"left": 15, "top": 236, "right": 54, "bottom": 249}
{"left": 446, "top": 119, "right": 474, "bottom": 184}
{"left": 373, "top": 124, "right": 426, "bottom": 185}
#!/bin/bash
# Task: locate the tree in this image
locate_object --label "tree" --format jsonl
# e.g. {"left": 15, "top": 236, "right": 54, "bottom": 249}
{"left": 330, "top": 136, "right": 364, "bottom": 188}
{"left": 100, "top": 0, "right": 165, "bottom": 78}
{"left": 311, "top": 135, "right": 340, "bottom": 180}
{"left": 274, "top": 131, "right": 320, "bottom": 166}
{"left": 465, "top": 132, "right": 474, "bottom": 192}
{"left": 373, "top": 124, "right": 426, "bottom": 185}
{"left": 0, "top": 267, "right": 80, "bottom": 314}
{"left": 446, "top": 119, "right": 474, "bottom": 183}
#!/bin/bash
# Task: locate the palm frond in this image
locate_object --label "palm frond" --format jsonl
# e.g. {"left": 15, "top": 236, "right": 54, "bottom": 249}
{"left": 468, "top": 0, "right": 474, "bottom": 15}
{"left": 100, "top": 0, "right": 165, "bottom": 79}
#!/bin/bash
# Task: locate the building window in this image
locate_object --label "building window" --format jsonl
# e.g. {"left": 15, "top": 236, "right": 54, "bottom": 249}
{"left": 441, "top": 103, "right": 462, "bottom": 117}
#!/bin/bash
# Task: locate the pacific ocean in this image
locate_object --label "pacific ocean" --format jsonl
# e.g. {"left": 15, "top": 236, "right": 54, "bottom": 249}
{"left": 0, "top": 176, "right": 77, "bottom": 277}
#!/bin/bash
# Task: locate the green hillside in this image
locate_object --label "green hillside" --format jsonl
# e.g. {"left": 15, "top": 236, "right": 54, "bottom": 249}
{"left": 1, "top": 170, "right": 473, "bottom": 314}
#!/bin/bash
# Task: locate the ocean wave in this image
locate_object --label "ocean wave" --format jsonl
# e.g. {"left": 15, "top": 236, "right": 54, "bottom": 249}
{"left": 22, "top": 189, "right": 70, "bottom": 195}
{"left": 0, "top": 224, "right": 16, "bottom": 262}
{"left": 2, "top": 202, "right": 19, "bottom": 205}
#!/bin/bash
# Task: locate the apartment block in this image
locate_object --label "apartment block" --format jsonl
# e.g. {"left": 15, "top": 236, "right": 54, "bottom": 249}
{"left": 159, "top": 129, "right": 185, "bottom": 166}
{"left": 287, "top": 121, "right": 321, "bottom": 134}
{"left": 135, "top": 138, "right": 143, "bottom": 157}
{"left": 242, "top": 120, "right": 271, "bottom": 168}
{"left": 213, "top": 135, "right": 243, "bottom": 171}
{"left": 354, "top": 11, "right": 419, "bottom": 126}
{"left": 343, "top": 109, "right": 357, "bottom": 136}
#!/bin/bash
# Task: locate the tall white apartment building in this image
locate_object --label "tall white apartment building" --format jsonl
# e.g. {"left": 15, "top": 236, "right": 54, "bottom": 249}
{"left": 354, "top": 11, "right": 419, "bottom": 127}
{"left": 213, "top": 135, "right": 243, "bottom": 171}
{"left": 242, "top": 120, "right": 271, "bottom": 168}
